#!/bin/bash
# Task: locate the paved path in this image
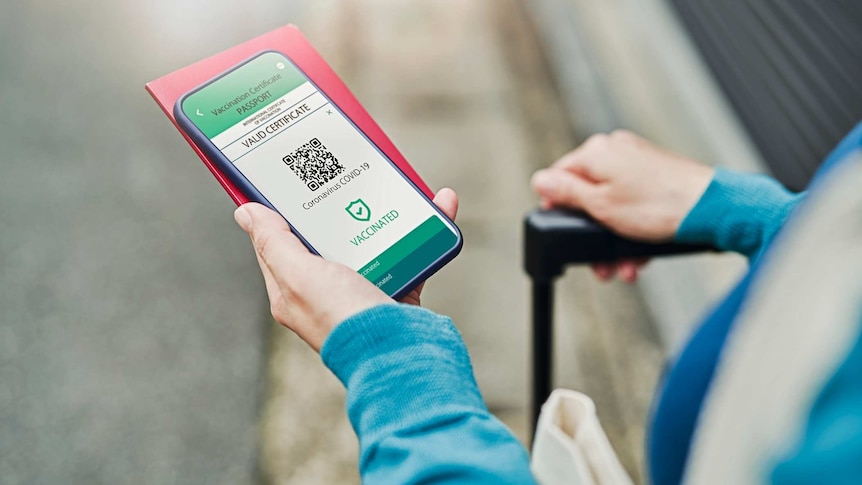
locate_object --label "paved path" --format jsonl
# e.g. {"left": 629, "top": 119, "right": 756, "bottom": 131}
{"left": 0, "top": 2, "right": 307, "bottom": 484}
{"left": 0, "top": 1, "right": 659, "bottom": 483}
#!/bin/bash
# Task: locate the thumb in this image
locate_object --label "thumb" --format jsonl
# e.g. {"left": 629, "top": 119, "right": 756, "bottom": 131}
{"left": 234, "top": 203, "right": 312, "bottom": 275}
{"left": 531, "top": 168, "right": 598, "bottom": 210}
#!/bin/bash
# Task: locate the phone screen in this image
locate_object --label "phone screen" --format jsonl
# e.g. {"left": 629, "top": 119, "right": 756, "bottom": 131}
{"left": 179, "top": 52, "right": 459, "bottom": 295}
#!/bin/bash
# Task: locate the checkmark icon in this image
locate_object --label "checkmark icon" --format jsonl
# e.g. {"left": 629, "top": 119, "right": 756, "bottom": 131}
{"left": 346, "top": 199, "right": 371, "bottom": 222}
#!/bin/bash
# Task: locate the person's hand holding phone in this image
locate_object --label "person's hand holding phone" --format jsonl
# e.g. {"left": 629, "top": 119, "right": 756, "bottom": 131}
{"left": 234, "top": 188, "right": 458, "bottom": 352}
{"left": 531, "top": 130, "right": 713, "bottom": 282}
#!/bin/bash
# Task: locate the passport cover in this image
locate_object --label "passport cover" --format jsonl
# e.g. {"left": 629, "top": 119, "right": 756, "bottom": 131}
{"left": 145, "top": 24, "right": 432, "bottom": 205}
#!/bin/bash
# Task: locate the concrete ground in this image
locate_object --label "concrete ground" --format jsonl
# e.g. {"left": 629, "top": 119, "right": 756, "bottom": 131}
{"left": 1, "top": 1, "right": 662, "bottom": 484}
{"left": 0, "top": 2, "right": 303, "bottom": 484}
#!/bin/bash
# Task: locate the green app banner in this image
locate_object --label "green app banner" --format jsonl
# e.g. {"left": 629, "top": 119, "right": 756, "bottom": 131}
{"left": 182, "top": 52, "right": 308, "bottom": 138}
{"left": 358, "top": 216, "right": 457, "bottom": 292}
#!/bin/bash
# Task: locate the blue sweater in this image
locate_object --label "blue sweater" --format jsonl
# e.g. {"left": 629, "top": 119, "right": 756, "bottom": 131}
{"left": 650, "top": 122, "right": 862, "bottom": 485}
{"left": 320, "top": 123, "right": 862, "bottom": 484}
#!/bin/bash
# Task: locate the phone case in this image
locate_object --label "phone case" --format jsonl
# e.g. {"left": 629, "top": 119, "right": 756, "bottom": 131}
{"left": 145, "top": 24, "right": 433, "bottom": 205}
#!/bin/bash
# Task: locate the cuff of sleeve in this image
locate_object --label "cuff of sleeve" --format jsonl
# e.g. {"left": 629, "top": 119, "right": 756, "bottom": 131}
{"left": 320, "top": 303, "right": 470, "bottom": 387}
{"left": 675, "top": 167, "right": 804, "bottom": 259}
{"left": 321, "top": 302, "right": 485, "bottom": 414}
{"left": 320, "top": 303, "right": 488, "bottom": 459}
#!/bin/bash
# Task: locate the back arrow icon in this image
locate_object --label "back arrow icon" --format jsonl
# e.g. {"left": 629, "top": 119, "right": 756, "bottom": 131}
{"left": 196, "top": 109, "right": 204, "bottom": 116}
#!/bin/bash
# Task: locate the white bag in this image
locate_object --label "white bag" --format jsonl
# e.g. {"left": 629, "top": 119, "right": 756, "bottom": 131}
{"left": 531, "top": 390, "right": 635, "bottom": 485}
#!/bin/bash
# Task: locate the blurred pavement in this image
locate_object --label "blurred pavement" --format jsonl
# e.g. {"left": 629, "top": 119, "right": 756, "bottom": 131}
{"left": 0, "top": 1, "right": 663, "bottom": 484}
{"left": 0, "top": 2, "right": 310, "bottom": 484}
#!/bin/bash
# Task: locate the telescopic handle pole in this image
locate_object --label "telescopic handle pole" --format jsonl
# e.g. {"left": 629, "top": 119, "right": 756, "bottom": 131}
{"left": 523, "top": 209, "right": 715, "bottom": 436}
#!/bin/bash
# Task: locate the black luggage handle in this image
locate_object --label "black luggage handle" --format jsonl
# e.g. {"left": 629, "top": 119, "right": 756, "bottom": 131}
{"left": 523, "top": 209, "right": 717, "bottom": 437}
{"left": 524, "top": 209, "right": 716, "bottom": 282}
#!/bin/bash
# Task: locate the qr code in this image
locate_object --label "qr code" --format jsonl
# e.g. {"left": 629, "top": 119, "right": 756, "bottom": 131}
{"left": 282, "top": 138, "right": 345, "bottom": 191}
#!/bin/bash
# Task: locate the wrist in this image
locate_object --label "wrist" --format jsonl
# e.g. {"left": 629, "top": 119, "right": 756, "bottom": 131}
{"left": 675, "top": 168, "right": 803, "bottom": 259}
{"left": 288, "top": 270, "right": 392, "bottom": 352}
{"left": 665, "top": 163, "right": 715, "bottom": 238}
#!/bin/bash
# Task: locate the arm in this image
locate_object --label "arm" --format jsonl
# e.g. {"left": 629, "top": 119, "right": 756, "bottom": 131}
{"left": 676, "top": 168, "right": 805, "bottom": 260}
{"left": 322, "top": 304, "right": 535, "bottom": 485}
{"left": 531, "top": 131, "right": 805, "bottom": 277}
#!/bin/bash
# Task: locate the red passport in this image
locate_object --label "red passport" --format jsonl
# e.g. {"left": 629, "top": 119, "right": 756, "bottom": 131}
{"left": 145, "top": 24, "right": 432, "bottom": 205}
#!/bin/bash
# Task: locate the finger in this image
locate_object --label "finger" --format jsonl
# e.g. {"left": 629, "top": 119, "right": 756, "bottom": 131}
{"left": 591, "top": 263, "right": 616, "bottom": 281}
{"left": 552, "top": 145, "right": 589, "bottom": 171}
{"left": 432, "top": 188, "right": 459, "bottom": 221}
{"left": 236, "top": 206, "right": 291, "bottom": 304}
{"left": 234, "top": 203, "right": 316, "bottom": 283}
{"left": 531, "top": 168, "right": 599, "bottom": 210}
{"left": 254, "top": 249, "right": 282, "bottom": 302}
{"left": 618, "top": 261, "right": 639, "bottom": 283}
{"left": 400, "top": 282, "right": 424, "bottom": 306}
{"left": 551, "top": 137, "right": 609, "bottom": 182}
{"left": 618, "top": 258, "right": 649, "bottom": 283}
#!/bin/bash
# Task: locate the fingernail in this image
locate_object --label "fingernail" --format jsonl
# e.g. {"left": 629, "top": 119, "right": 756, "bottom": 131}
{"left": 234, "top": 206, "right": 252, "bottom": 232}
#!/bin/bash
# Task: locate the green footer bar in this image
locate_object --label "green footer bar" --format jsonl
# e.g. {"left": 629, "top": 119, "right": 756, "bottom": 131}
{"left": 357, "top": 216, "right": 456, "bottom": 294}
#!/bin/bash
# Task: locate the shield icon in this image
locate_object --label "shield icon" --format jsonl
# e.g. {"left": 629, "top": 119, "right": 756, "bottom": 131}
{"left": 345, "top": 199, "right": 371, "bottom": 222}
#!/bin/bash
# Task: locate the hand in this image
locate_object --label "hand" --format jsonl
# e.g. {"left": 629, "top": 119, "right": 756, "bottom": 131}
{"left": 531, "top": 130, "right": 713, "bottom": 282}
{"left": 233, "top": 189, "right": 459, "bottom": 351}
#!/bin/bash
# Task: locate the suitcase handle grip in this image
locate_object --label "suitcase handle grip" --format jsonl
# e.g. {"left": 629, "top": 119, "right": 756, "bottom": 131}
{"left": 524, "top": 209, "right": 717, "bottom": 281}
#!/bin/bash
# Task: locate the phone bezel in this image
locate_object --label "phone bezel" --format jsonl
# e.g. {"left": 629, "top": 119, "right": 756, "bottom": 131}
{"left": 174, "top": 50, "right": 463, "bottom": 300}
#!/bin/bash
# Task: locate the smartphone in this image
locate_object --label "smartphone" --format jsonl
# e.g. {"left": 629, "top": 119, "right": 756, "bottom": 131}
{"left": 175, "top": 51, "right": 462, "bottom": 300}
